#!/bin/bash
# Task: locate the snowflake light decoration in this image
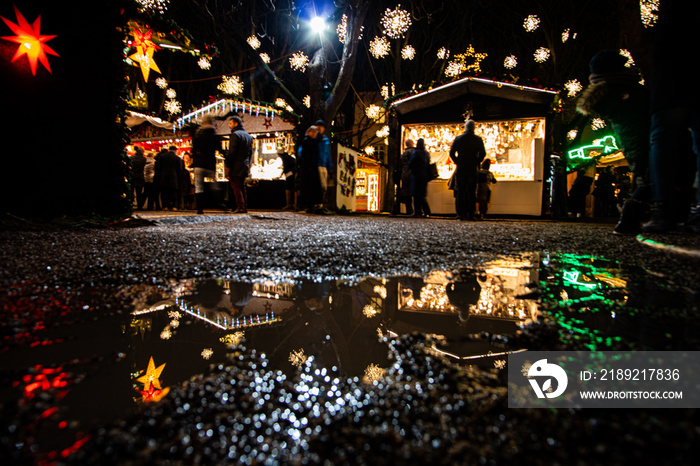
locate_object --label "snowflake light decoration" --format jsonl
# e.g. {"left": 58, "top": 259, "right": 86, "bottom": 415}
{"left": 562, "top": 28, "right": 570, "bottom": 43}
{"left": 197, "top": 56, "right": 211, "bottom": 70}
{"left": 275, "top": 98, "right": 288, "bottom": 108}
{"left": 523, "top": 15, "right": 540, "bottom": 32}
{"left": 336, "top": 14, "right": 364, "bottom": 44}
{"left": 166, "top": 88, "right": 176, "bottom": 99}
{"left": 247, "top": 35, "right": 261, "bottom": 50}
{"left": 640, "top": 0, "right": 659, "bottom": 28}
{"left": 369, "top": 36, "right": 390, "bottom": 59}
{"left": 365, "top": 104, "right": 382, "bottom": 120}
{"left": 504, "top": 55, "right": 518, "bottom": 69}
{"left": 381, "top": 83, "right": 395, "bottom": 99}
{"left": 164, "top": 99, "right": 181, "bottom": 115}
{"left": 445, "top": 61, "right": 464, "bottom": 77}
{"left": 167, "top": 310, "right": 181, "bottom": 319}
{"left": 259, "top": 52, "right": 270, "bottom": 64}
{"left": 619, "top": 49, "right": 635, "bottom": 68}
{"left": 591, "top": 118, "right": 606, "bottom": 131}
{"left": 303, "top": 95, "right": 311, "bottom": 108}
{"left": 534, "top": 47, "right": 550, "bottom": 63}
{"left": 289, "top": 51, "right": 309, "bottom": 71}
{"left": 437, "top": 47, "right": 450, "bottom": 60}
{"left": 401, "top": 45, "right": 416, "bottom": 60}
{"left": 160, "top": 327, "right": 172, "bottom": 339}
{"left": 136, "top": 0, "right": 169, "bottom": 15}
{"left": 364, "top": 146, "right": 375, "bottom": 156}
{"left": 201, "top": 348, "right": 213, "bottom": 360}
{"left": 494, "top": 359, "right": 506, "bottom": 370}
{"left": 218, "top": 75, "right": 243, "bottom": 95}
{"left": 376, "top": 126, "right": 390, "bottom": 139}
{"left": 381, "top": 5, "right": 412, "bottom": 39}
{"left": 564, "top": 79, "right": 582, "bottom": 97}
{"left": 155, "top": 77, "right": 168, "bottom": 89}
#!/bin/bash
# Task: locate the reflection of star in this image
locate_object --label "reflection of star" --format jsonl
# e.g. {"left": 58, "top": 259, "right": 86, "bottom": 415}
{"left": 1, "top": 6, "right": 59, "bottom": 75}
{"left": 139, "top": 385, "right": 170, "bottom": 403}
{"left": 136, "top": 357, "right": 166, "bottom": 391}
{"left": 263, "top": 301, "right": 273, "bottom": 313}
{"left": 263, "top": 117, "right": 273, "bottom": 129}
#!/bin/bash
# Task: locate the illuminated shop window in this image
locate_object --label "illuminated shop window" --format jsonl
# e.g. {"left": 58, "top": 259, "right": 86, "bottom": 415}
{"left": 403, "top": 118, "right": 545, "bottom": 182}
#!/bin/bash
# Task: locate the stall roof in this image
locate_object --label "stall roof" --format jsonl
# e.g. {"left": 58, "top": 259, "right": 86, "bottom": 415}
{"left": 391, "top": 77, "right": 558, "bottom": 117}
{"left": 176, "top": 98, "right": 298, "bottom": 135}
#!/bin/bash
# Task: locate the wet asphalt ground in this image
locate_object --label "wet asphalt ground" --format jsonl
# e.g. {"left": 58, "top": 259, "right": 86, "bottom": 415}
{"left": 1, "top": 210, "right": 699, "bottom": 464}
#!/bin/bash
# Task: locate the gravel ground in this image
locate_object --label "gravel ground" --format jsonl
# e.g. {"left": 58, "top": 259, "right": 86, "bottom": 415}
{"left": 1, "top": 211, "right": 699, "bottom": 465}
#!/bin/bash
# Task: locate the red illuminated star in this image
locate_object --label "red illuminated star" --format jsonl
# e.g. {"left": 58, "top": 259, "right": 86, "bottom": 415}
{"left": 1, "top": 5, "right": 59, "bottom": 75}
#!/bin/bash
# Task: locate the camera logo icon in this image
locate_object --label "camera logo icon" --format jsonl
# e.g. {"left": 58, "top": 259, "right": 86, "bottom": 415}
{"left": 527, "top": 359, "right": 568, "bottom": 399}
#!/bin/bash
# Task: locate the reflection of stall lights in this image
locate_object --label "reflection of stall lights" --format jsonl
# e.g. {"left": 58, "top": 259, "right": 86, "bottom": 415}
{"left": 220, "top": 332, "right": 245, "bottom": 346}
{"left": 562, "top": 270, "right": 599, "bottom": 289}
{"left": 137, "top": 0, "right": 169, "bottom": 14}
{"left": 177, "top": 298, "right": 280, "bottom": 330}
{"left": 167, "top": 310, "right": 181, "bottom": 319}
{"left": 363, "top": 363, "right": 386, "bottom": 383}
{"left": 160, "top": 327, "right": 172, "bottom": 339}
{"left": 494, "top": 359, "right": 506, "bottom": 370}
{"left": 169, "top": 319, "right": 179, "bottom": 328}
{"left": 363, "top": 304, "right": 379, "bottom": 318}
{"left": 289, "top": 349, "right": 307, "bottom": 367}
{"left": 373, "top": 285, "right": 387, "bottom": 299}
{"left": 201, "top": 348, "right": 213, "bottom": 360}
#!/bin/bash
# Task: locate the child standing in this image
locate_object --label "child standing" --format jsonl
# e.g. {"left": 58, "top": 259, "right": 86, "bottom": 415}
{"left": 476, "top": 159, "right": 497, "bottom": 219}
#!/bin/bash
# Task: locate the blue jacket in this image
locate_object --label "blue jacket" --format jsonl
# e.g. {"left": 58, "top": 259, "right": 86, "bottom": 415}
{"left": 317, "top": 134, "right": 332, "bottom": 169}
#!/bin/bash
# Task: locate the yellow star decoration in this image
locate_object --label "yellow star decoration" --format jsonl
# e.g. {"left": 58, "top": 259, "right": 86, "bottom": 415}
{"left": 136, "top": 356, "right": 166, "bottom": 391}
{"left": 1, "top": 6, "right": 59, "bottom": 75}
{"left": 128, "top": 28, "right": 161, "bottom": 82}
{"left": 454, "top": 45, "right": 488, "bottom": 74}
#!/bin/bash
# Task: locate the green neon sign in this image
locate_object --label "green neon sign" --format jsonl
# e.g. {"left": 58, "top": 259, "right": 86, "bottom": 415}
{"left": 568, "top": 135, "right": 619, "bottom": 160}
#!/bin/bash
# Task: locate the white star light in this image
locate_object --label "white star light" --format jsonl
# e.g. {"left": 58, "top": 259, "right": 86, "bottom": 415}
{"left": 166, "top": 88, "right": 176, "bottom": 99}
{"left": 218, "top": 75, "right": 244, "bottom": 95}
{"left": 289, "top": 51, "right": 309, "bottom": 71}
{"left": 369, "top": 36, "right": 390, "bottom": 59}
{"left": 247, "top": 35, "right": 261, "bottom": 50}
{"left": 164, "top": 99, "right": 181, "bottom": 114}
{"left": 365, "top": 104, "right": 382, "bottom": 120}
{"left": 381, "top": 5, "right": 412, "bottom": 39}
{"left": 523, "top": 15, "right": 540, "bottom": 32}
{"left": 504, "top": 55, "right": 518, "bottom": 69}
{"left": 197, "top": 56, "right": 211, "bottom": 70}
{"left": 155, "top": 77, "right": 168, "bottom": 89}
{"left": 401, "top": 45, "right": 416, "bottom": 60}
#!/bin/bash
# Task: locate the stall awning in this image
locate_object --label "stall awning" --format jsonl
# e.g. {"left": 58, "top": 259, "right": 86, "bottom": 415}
{"left": 391, "top": 77, "right": 558, "bottom": 117}
{"left": 126, "top": 111, "right": 174, "bottom": 130}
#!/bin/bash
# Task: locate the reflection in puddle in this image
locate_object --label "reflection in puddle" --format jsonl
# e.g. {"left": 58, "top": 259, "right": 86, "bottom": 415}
{"left": 4, "top": 252, "right": 698, "bottom": 462}
{"left": 128, "top": 254, "right": 540, "bottom": 394}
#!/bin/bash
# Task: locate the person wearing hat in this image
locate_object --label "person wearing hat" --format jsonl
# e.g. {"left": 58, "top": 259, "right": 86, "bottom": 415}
{"left": 315, "top": 120, "right": 333, "bottom": 214}
{"left": 577, "top": 49, "right": 651, "bottom": 235}
{"left": 449, "top": 120, "right": 486, "bottom": 220}
{"left": 191, "top": 115, "right": 222, "bottom": 214}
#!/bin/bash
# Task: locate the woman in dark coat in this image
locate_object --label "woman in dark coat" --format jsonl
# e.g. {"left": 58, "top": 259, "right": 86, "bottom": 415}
{"left": 300, "top": 126, "right": 322, "bottom": 213}
{"left": 408, "top": 138, "right": 432, "bottom": 217}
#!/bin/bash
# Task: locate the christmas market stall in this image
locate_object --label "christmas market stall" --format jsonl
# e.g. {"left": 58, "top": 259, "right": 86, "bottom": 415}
{"left": 175, "top": 98, "right": 299, "bottom": 209}
{"left": 391, "top": 77, "right": 558, "bottom": 216}
{"left": 336, "top": 144, "right": 384, "bottom": 213}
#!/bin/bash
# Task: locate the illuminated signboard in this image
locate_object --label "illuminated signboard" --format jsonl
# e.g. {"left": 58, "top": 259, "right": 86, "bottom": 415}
{"left": 568, "top": 135, "right": 619, "bottom": 160}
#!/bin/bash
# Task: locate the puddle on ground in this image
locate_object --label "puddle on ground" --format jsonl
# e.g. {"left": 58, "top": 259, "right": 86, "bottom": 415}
{"left": 2, "top": 252, "right": 698, "bottom": 461}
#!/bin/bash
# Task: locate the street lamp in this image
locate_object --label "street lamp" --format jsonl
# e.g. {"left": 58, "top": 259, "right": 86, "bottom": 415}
{"left": 309, "top": 16, "right": 327, "bottom": 34}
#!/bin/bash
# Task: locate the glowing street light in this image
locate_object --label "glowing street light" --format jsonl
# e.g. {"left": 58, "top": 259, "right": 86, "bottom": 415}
{"left": 310, "top": 16, "right": 327, "bottom": 34}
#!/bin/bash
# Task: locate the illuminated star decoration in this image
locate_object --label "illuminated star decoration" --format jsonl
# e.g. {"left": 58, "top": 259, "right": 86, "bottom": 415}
{"left": 369, "top": 36, "right": 390, "bottom": 59}
{"left": 1, "top": 6, "right": 59, "bottom": 75}
{"left": 381, "top": 5, "right": 412, "bottom": 39}
{"left": 129, "top": 28, "right": 161, "bottom": 81}
{"left": 136, "top": 356, "right": 166, "bottom": 391}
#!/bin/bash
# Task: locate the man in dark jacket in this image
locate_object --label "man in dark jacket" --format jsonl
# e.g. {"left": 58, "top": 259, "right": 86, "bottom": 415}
{"left": 226, "top": 116, "right": 253, "bottom": 213}
{"left": 449, "top": 120, "right": 486, "bottom": 220}
{"left": 131, "top": 146, "right": 147, "bottom": 210}
{"left": 155, "top": 146, "right": 182, "bottom": 210}
{"left": 192, "top": 115, "right": 222, "bottom": 214}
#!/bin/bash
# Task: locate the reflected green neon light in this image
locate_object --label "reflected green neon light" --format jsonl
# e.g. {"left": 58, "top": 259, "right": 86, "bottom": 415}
{"left": 568, "top": 135, "right": 619, "bottom": 160}
{"left": 562, "top": 270, "right": 598, "bottom": 289}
